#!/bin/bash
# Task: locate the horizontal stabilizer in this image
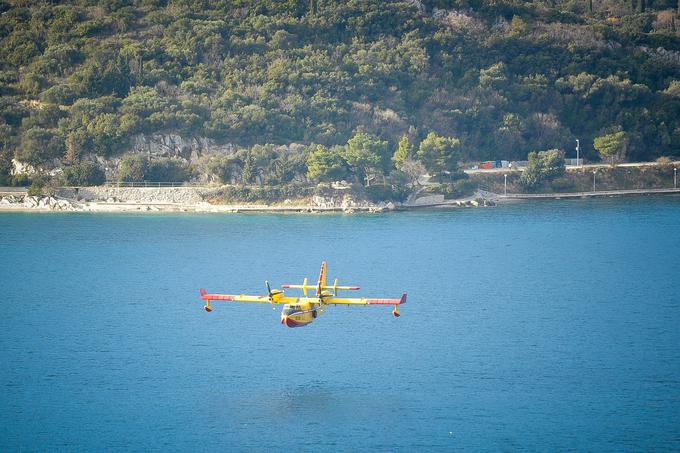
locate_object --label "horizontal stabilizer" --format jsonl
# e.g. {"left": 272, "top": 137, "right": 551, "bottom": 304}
{"left": 282, "top": 284, "right": 360, "bottom": 290}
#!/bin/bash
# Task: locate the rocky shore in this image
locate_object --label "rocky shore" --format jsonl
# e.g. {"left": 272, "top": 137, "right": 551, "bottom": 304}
{"left": 0, "top": 187, "right": 495, "bottom": 214}
{"left": 0, "top": 194, "right": 79, "bottom": 211}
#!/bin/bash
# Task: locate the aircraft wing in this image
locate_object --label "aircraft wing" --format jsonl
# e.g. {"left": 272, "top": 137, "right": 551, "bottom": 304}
{"left": 199, "top": 289, "right": 297, "bottom": 304}
{"left": 325, "top": 293, "right": 407, "bottom": 306}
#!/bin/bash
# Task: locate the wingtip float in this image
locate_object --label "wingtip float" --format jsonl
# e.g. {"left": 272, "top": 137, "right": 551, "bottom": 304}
{"left": 199, "top": 261, "right": 407, "bottom": 328}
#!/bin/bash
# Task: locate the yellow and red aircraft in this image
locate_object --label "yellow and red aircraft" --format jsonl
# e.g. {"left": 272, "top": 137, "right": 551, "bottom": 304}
{"left": 199, "top": 261, "right": 406, "bottom": 328}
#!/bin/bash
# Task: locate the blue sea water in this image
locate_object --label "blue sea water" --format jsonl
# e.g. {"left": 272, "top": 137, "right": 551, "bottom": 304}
{"left": 1, "top": 197, "right": 680, "bottom": 452}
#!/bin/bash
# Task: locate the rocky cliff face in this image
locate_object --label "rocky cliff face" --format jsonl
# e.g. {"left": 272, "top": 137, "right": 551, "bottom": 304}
{"left": 11, "top": 132, "right": 310, "bottom": 179}
{"left": 127, "top": 134, "right": 308, "bottom": 161}
{"left": 129, "top": 134, "right": 236, "bottom": 161}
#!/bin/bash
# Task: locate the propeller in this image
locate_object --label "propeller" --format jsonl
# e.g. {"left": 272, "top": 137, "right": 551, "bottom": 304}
{"left": 266, "top": 280, "right": 276, "bottom": 309}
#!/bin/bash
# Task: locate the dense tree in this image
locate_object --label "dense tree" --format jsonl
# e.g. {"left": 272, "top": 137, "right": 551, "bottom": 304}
{"left": 594, "top": 131, "right": 627, "bottom": 166}
{"left": 118, "top": 155, "right": 191, "bottom": 182}
{"left": 342, "top": 132, "right": 389, "bottom": 186}
{"left": 392, "top": 135, "right": 415, "bottom": 169}
{"left": 64, "top": 129, "right": 88, "bottom": 163}
{"left": 0, "top": 0, "right": 678, "bottom": 173}
{"left": 146, "top": 158, "right": 192, "bottom": 182}
{"left": 118, "top": 154, "right": 148, "bottom": 182}
{"left": 241, "top": 151, "right": 255, "bottom": 184}
{"left": 62, "top": 161, "right": 106, "bottom": 186}
{"left": 399, "top": 158, "right": 426, "bottom": 187}
{"left": 0, "top": 147, "right": 13, "bottom": 185}
{"left": 416, "top": 132, "right": 461, "bottom": 181}
{"left": 17, "top": 127, "right": 64, "bottom": 167}
{"left": 520, "top": 149, "right": 566, "bottom": 190}
{"left": 306, "top": 144, "right": 349, "bottom": 182}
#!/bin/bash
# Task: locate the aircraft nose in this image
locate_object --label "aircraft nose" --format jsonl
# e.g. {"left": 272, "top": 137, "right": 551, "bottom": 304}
{"left": 281, "top": 315, "right": 287, "bottom": 324}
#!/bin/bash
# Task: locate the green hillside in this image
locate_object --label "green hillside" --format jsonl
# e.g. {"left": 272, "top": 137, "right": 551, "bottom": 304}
{"left": 1, "top": 0, "right": 680, "bottom": 184}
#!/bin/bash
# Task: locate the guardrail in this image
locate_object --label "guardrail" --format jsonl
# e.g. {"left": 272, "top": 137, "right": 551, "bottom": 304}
{"left": 101, "top": 181, "right": 208, "bottom": 188}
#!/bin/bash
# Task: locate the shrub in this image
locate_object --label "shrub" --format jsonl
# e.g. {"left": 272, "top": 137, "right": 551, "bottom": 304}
{"left": 27, "top": 174, "right": 56, "bottom": 196}
{"left": 27, "top": 181, "right": 43, "bottom": 196}
{"left": 550, "top": 176, "right": 576, "bottom": 192}
{"left": 452, "top": 179, "right": 478, "bottom": 198}
{"left": 205, "top": 155, "right": 241, "bottom": 184}
{"left": 62, "top": 161, "right": 106, "bottom": 186}
{"left": 146, "top": 158, "right": 192, "bottom": 182}
{"left": 520, "top": 149, "right": 565, "bottom": 191}
{"left": 219, "top": 185, "right": 314, "bottom": 203}
{"left": 9, "top": 173, "right": 30, "bottom": 187}
{"left": 118, "top": 154, "right": 148, "bottom": 182}
{"left": 365, "top": 184, "right": 409, "bottom": 202}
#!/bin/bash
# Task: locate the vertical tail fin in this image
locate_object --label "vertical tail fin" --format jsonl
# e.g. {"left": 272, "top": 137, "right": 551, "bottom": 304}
{"left": 316, "top": 261, "right": 327, "bottom": 295}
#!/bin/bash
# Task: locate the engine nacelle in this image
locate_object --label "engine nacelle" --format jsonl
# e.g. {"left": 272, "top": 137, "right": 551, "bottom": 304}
{"left": 270, "top": 290, "right": 285, "bottom": 303}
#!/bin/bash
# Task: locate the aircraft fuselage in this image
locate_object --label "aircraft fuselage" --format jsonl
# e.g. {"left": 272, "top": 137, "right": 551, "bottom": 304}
{"left": 280, "top": 299, "right": 327, "bottom": 328}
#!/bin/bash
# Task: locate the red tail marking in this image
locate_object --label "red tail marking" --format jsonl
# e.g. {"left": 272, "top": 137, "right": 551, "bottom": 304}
{"left": 199, "top": 289, "right": 236, "bottom": 301}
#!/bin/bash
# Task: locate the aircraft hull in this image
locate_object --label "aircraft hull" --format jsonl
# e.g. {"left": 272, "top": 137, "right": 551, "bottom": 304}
{"left": 281, "top": 316, "right": 311, "bottom": 328}
{"left": 281, "top": 302, "right": 325, "bottom": 328}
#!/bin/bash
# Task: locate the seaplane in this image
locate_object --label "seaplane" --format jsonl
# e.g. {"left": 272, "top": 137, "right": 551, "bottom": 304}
{"left": 199, "top": 261, "right": 407, "bottom": 328}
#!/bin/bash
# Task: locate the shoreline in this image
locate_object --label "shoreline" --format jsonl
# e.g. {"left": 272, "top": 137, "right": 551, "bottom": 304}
{"left": 1, "top": 187, "right": 679, "bottom": 214}
{"left": 0, "top": 197, "right": 491, "bottom": 214}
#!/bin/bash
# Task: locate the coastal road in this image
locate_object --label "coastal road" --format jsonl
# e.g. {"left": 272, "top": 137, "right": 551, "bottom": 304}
{"left": 499, "top": 187, "right": 680, "bottom": 199}
{"left": 464, "top": 160, "right": 680, "bottom": 174}
{"left": 0, "top": 187, "right": 28, "bottom": 196}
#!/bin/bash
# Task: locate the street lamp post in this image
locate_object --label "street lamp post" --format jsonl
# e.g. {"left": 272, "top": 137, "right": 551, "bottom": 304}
{"left": 575, "top": 139, "right": 580, "bottom": 167}
{"left": 675, "top": 168, "right": 677, "bottom": 189}
{"left": 504, "top": 174, "right": 508, "bottom": 196}
{"left": 592, "top": 170, "right": 596, "bottom": 192}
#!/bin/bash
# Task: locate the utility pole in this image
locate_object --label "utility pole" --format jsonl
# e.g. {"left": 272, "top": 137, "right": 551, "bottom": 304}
{"left": 674, "top": 167, "right": 677, "bottom": 189}
{"left": 575, "top": 139, "right": 580, "bottom": 167}
{"left": 504, "top": 174, "right": 508, "bottom": 196}
{"left": 593, "top": 170, "right": 596, "bottom": 192}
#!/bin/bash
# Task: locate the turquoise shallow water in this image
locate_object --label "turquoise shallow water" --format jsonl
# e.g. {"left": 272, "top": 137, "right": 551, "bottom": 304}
{"left": 1, "top": 197, "right": 680, "bottom": 451}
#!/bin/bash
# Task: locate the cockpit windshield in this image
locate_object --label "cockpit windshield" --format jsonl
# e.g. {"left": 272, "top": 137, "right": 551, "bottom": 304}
{"left": 283, "top": 305, "right": 300, "bottom": 316}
